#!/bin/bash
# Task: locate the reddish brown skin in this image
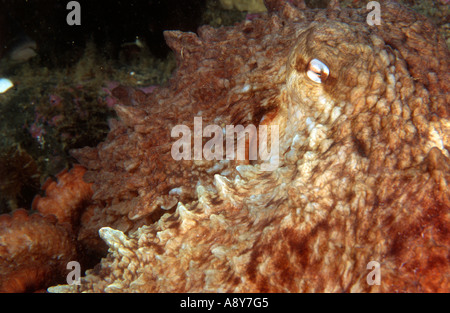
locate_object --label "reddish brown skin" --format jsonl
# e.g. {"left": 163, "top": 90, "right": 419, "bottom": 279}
{"left": 1, "top": 0, "right": 449, "bottom": 292}
{"left": 32, "top": 164, "right": 93, "bottom": 231}
{"left": 0, "top": 166, "right": 92, "bottom": 292}
{"left": 0, "top": 210, "right": 77, "bottom": 292}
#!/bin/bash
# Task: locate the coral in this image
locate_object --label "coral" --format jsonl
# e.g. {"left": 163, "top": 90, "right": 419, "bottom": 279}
{"left": 0, "top": 209, "right": 77, "bottom": 292}
{"left": 46, "top": 0, "right": 448, "bottom": 292}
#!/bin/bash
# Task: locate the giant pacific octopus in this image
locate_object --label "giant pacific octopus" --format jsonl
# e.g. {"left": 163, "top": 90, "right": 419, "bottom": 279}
{"left": 0, "top": 165, "right": 92, "bottom": 292}
{"left": 1, "top": 0, "right": 449, "bottom": 292}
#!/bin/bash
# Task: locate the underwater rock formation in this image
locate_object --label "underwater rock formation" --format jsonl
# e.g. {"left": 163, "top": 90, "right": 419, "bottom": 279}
{"left": 220, "top": 0, "right": 267, "bottom": 12}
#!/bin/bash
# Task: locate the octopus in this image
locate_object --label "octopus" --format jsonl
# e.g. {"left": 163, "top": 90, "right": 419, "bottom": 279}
{"left": 1, "top": 0, "right": 449, "bottom": 292}
{"left": 0, "top": 165, "right": 92, "bottom": 292}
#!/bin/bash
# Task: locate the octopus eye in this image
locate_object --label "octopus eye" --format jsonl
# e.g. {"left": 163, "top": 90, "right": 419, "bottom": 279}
{"left": 306, "top": 59, "right": 329, "bottom": 84}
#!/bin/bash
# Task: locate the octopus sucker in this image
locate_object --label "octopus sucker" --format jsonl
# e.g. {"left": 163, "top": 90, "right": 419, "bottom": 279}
{"left": 0, "top": 0, "right": 448, "bottom": 293}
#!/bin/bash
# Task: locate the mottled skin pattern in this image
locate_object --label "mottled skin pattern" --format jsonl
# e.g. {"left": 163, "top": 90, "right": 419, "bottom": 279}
{"left": 51, "top": 0, "right": 448, "bottom": 292}
{"left": 0, "top": 166, "right": 92, "bottom": 292}
{"left": 0, "top": 210, "right": 77, "bottom": 292}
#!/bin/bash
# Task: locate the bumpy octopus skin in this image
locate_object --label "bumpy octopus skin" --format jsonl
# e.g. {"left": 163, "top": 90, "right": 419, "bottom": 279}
{"left": 0, "top": 165, "right": 92, "bottom": 292}
{"left": 32, "top": 164, "right": 93, "bottom": 231}
{"left": 0, "top": 210, "right": 77, "bottom": 292}
{"left": 47, "top": 0, "right": 449, "bottom": 292}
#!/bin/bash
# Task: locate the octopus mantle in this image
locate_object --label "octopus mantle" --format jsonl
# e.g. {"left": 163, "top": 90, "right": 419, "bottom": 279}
{"left": 4, "top": 0, "right": 450, "bottom": 292}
